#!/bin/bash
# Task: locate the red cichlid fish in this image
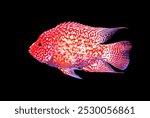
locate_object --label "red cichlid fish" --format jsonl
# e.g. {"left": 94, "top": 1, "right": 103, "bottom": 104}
{"left": 29, "top": 22, "right": 132, "bottom": 79}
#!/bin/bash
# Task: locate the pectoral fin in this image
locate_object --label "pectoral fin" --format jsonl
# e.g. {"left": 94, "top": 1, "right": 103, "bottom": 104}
{"left": 59, "top": 68, "right": 82, "bottom": 79}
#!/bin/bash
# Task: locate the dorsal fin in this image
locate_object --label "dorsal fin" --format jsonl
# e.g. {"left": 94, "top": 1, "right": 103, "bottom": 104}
{"left": 97, "top": 27, "right": 127, "bottom": 43}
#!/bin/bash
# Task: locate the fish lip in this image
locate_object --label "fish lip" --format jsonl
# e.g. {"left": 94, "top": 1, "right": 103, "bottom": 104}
{"left": 28, "top": 48, "right": 31, "bottom": 54}
{"left": 28, "top": 43, "right": 35, "bottom": 54}
{"left": 28, "top": 46, "right": 32, "bottom": 55}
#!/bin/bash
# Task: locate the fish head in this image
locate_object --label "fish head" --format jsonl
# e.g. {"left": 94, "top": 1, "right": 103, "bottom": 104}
{"left": 29, "top": 31, "right": 53, "bottom": 63}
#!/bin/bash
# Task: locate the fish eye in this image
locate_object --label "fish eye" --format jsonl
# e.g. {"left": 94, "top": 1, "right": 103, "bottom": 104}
{"left": 38, "top": 43, "right": 42, "bottom": 47}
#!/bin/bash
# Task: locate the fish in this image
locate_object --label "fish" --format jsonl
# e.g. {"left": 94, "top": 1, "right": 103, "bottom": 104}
{"left": 29, "top": 22, "right": 132, "bottom": 79}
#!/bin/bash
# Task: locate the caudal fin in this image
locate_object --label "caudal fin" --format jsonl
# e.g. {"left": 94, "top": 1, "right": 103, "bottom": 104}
{"left": 101, "top": 41, "right": 132, "bottom": 70}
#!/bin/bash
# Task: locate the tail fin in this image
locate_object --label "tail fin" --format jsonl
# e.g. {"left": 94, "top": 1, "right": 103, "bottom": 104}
{"left": 101, "top": 41, "right": 132, "bottom": 70}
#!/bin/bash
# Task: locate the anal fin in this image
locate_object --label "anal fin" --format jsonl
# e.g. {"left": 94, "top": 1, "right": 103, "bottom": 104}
{"left": 59, "top": 68, "right": 82, "bottom": 79}
{"left": 82, "top": 59, "right": 116, "bottom": 73}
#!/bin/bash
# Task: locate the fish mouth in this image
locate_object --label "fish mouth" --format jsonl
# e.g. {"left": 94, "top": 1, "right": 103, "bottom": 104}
{"left": 28, "top": 46, "right": 33, "bottom": 55}
{"left": 28, "top": 42, "right": 36, "bottom": 54}
{"left": 28, "top": 45, "right": 36, "bottom": 58}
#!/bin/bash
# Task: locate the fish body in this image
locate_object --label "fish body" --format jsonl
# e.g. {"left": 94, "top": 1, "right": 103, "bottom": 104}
{"left": 29, "top": 22, "right": 132, "bottom": 79}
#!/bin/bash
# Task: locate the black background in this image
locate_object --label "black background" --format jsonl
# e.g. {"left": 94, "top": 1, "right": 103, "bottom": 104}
{"left": 1, "top": 1, "right": 149, "bottom": 100}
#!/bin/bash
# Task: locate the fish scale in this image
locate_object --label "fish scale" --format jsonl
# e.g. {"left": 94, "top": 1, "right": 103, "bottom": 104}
{"left": 29, "top": 22, "right": 132, "bottom": 79}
